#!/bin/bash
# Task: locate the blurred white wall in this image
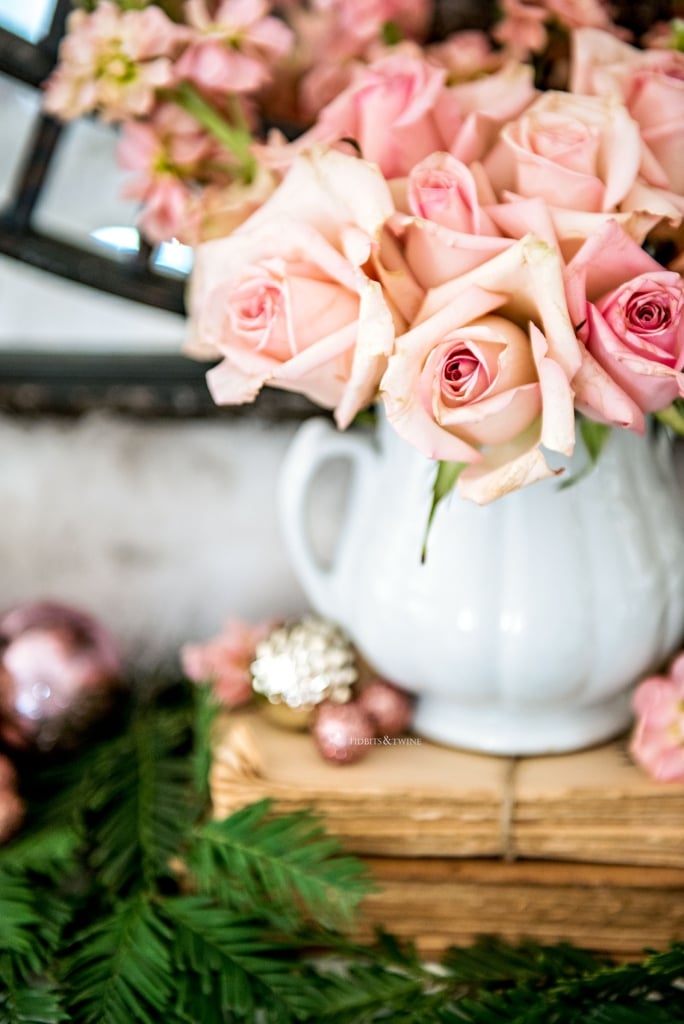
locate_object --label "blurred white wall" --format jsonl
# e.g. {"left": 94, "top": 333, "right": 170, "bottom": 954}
{"left": 0, "top": 75, "right": 318, "bottom": 666}
{"left": 0, "top": 413, "right": 313, "bottom": 667}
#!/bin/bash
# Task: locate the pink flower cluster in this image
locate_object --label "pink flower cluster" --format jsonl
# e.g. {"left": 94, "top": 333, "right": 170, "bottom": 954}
{"left": 45, "top": 0, "right": 293, "bottom": 244}
{"left": 187, "top": 27, "right": 684, "bottom": 504}
{"left": 43, "top": 4, "right": 684, "bottom": 502}
{"left": 631, "top": 654, "right": 684, "bottom": 782}
{"left": 44, "top": 0, "right": 657, "bottom": 245}
{"left": 181, "top": 617, "right": 274, "bottom": 706}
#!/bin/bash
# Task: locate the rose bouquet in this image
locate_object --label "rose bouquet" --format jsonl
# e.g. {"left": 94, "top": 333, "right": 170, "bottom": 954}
{"left": 45, "top": 0, "right": 684, "bottom": 509}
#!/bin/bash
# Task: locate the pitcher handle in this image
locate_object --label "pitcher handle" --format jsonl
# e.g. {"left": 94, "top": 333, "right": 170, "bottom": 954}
{"left": 278, "top": 416, "right": 377, "bottom": 620}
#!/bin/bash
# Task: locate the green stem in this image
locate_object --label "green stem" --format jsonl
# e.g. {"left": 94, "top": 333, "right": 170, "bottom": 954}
{"left": 172, "top": 81, "right": 256, "bottom": 183}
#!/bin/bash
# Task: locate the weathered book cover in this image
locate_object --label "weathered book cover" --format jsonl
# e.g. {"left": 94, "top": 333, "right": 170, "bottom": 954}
{"left": 210, "top": 711, "right": 684, "bottom": 955}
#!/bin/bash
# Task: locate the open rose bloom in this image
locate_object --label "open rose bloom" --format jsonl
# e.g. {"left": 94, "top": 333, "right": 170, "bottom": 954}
{"left": 45, "top": 7, "right": 684, "bottom": 508}
{"left": 183, "top": 18, "right": 684, "bottom": 508}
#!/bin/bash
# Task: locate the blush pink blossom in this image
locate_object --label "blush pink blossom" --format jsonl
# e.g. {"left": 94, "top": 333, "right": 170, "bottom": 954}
{"left": 187, "top": 149, "right": 398, "bottom": 428}
{"left": 44, "top": 1, "right": 184, "bottom": 122}
{"left": 282, "top": 50, "right": 458, "bottom": 177}
{"left": 287, "top": 0, "right": 432, "bottom": 117}
{"left": 571, "top": 29, "right": 684, "bottom": 210}
{"left": 488, "top": 90, "right": 641, "bottom": 214}
{"left": 444, "top": 57, "right": 537, "bottom": 133}
{"left": 174, "top": 0, "right": 293, "bottom": 96}
{"left": 565, "top": 220, "right": 684, "bottom": 421}
{"left": 546, "top": 0, "right": 619, "bottom": 33}
{"left": 386, "top": 152, "right": 509, "bottom": 289}
{"left": 380, "top": 235, "right": 580, "bottom": 504}
{"left": 181, "top": 618, "right": 274, "bottom": 706}
{"left": 315, "top": 0, "right": 430, "bottom": 49}
{"left": 427, "top": 31, "right": 505, "bottom": 80}
{"left": 268, "top": 47, "right": 535, "bottom": 178}
{"left": 630, "top": 654, "right": 684, "bottom": 783}
{"left": 495, "top": 0, "right": 622, "bottom": 59}
{"left": 493, "top": 0, "right": 549, "bottom": 58}
{"left": 117, "top": 104, "right": 220, "bottom": 243}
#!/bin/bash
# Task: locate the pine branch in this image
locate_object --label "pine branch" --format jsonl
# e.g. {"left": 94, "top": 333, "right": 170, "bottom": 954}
{"left": 447, "top": 943, "right": 684, "bottom": 1024}
{"left": 191, "top": 683, "right": 221, "bottom": 806}
{"left": 0, "top": 962, "right": 67, "bottom": 1024}
{"left": 302, "top": 961, "right": 441, "bottom": 1023}
{"left": 440, "top": 937, "right": 605, "bottom": 991}
{"left": 0, "top": 826, "right": 81, "bottom": 879}
{"left": 85, "top": 707, "right": 195, "bottom": 895}
{"left": 65, "top": 895, "right": 173, "bottom": 1024}
{"left": 162, "top": 894, "right": 324, "bottom": 1023}
{"left": 0, "top": 872, "right": 42, "bottom": 963}
{"left": 188, "top": 800, "right": 373, "bottom": 931}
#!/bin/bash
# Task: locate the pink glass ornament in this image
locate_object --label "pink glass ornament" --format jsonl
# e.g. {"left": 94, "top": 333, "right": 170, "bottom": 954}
{"left": 312, "top": 700, "right": 374, "bottom": 764}
{"left": 0, "top": 601, "right": 123, "bottom": 751}
{"left": 357, "top": 679, "right": 414, "bottom": 737}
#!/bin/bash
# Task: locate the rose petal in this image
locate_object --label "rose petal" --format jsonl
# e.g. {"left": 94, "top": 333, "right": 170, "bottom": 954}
{"left": 571, "top": 345, "right": 645, "bottom": 431}
{"left": 457, "top": 421, "right": 560, "bottom": 504}
{"left": 335, "top": 277, "right": 396, "bottom": 429}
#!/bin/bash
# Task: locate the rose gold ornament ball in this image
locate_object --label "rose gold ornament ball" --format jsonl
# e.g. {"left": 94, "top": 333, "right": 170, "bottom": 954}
{"left": 0, "top": 753, "right": 23, "bottom": 844}
{"left": 0, "top": 601, "right": 124, "bottom": 751}
{"left": 357, "top": 679, "right": 414, "bottom": 737}
{"left": 312, "top": 701, "right": 375, "bottom": 764}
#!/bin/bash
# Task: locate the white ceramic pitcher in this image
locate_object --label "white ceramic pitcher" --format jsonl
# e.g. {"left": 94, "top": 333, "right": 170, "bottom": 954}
{"left": 279, "top": 411, "right": 684, "bottom": 755}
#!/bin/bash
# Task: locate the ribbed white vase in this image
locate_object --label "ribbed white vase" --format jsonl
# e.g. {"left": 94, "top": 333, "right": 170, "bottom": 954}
{"left": 279, "top": 412, "right": 684, "bottom": 755}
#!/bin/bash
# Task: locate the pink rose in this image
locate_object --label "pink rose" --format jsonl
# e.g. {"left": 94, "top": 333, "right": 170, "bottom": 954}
{"left": 264, "top": 47, "right": 534, "bottom": 178}
{"left": 446, "top": 58, "right": 537, "bottom": 127}
{"left": 404, "top": 152, "right": 497, "bottom": 235}
{"left": 487, "top": 90, "right": 641, "bottom": 215}
{"left": 386, "top": 153, "right": 510, "bottom": 289}
{"left": 572, "top": 29, "right": 684, "bottom": 200}
{"left": 565, "top": 221, "right": 684, "bottom": 418}
{"left": 630, "top": 654, "right": 684, "bottom": 782}
{"left": 187, "top": 149, "right": 398, "bottom": 428}
{"left": 181, "top": 618, "right": 274, "bottom": 706}
{"left": 380, "top": 236, "right": 580, "bottom": 504}
{"left": 285, "top": 50, "right": 456, "bottom": 178}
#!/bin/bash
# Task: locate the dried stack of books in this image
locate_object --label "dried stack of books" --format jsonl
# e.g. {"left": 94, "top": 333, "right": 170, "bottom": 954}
{"left": 210, "top": 710, "right": 684, "bottom": 957}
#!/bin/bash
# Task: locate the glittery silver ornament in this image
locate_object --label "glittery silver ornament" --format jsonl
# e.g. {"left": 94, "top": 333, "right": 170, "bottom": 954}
{"left": 312, "top": 701, "right": 374, "bottom": 765}
{"left": 251, "top": 616, "right": 358, "bottom": 710}
{"left": 357, "top": 679, "right": 414, "bottom": 737}
{"left": 0, "top": 601, "right": 123, "bottom": 752}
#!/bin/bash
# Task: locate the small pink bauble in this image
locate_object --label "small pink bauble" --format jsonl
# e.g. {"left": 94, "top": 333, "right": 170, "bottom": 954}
{"left": 0, "top": 753, "right": 23, "bottom": 844}
{"left": 312, "top": 701, "right": 375, "bottom": 765}
{"left": 0, "top": 601, "right": 123, "bottom": 751}
{"left": 357, "top": 679, "right": 414, "bottom": 737}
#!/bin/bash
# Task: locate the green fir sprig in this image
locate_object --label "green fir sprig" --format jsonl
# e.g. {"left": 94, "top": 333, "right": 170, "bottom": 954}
{"left": 0, "top": 678, "right": 682, "bottom": 1024}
